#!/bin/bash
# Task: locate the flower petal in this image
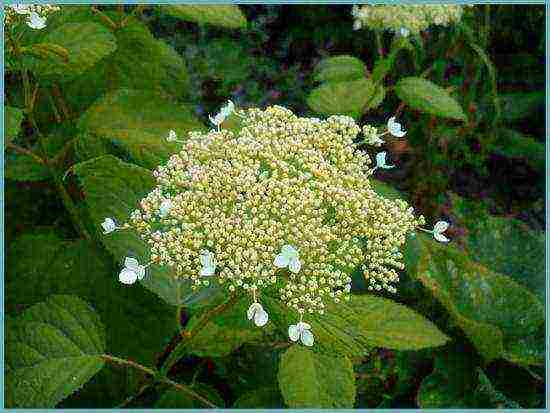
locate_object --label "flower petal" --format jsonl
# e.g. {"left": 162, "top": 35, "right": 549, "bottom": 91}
{"left": 288, "top": 256, "right": 302, "bottom": 274}
{"left": 297, "top": 321, "right": 311, "bottom": 331}
{"left": 281, "top": 244, "right": 298, "bottom": 257}
{"left": 375, "top": 151, "right": 387, "bottom": 167}
{"left": 300, "top": 329, "right": 315, "bottom": 347}
{"left": 247, "top": 302, "right": 262, "bottom": 320}
{"left": 124, "top": 257, "right": 140, "bottom": 271}
{"left": 136, "top": 266, "right": 146, "bottom": 280}
{"left": 119, "top": 268, "right": 137, "bottom": 285}
{"left": 254, "top": 309, "right": 269, "bottom": 327}
{"left": 433, "top": 220, "right": 449, "bottom": 233}
{"left": 434, "top": 232, "right": 450, "bottom": 243}
{"left": 274, "top": 253, "right": 290, "bottom": 268}
{"left": 200, "top": 264, "right": 216, "bottom": 277}
{"left": 288, "top": 324, "right": 300, "bottom": 342}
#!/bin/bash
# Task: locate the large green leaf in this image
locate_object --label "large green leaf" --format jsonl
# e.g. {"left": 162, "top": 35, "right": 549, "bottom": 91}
{"left": 499, "top": 91, "right": 544, "bottom": 122}
{"left": 6, "top": 295, "right": 106, "bottom": 408}
{"left": 184, "top": 296, "right": 267, "bottom": 357}
{"left": 493, "top": 128, "right": 544, "bottom": 172}
{"left": 163, "top": 5, "right": 247, "bottom": 29}
{"left": 78, "top": 89, "right": 204, "bottom": 169}
{"left": 5, "top": 233, "right": 176, "bottom": 367}
{"left": 307, "top": 78, "right": 382, "bottom": 119}
{"left": 233, "top": 387, "right": 285, "bottom": 408}
{"left": 278, "top": 346, "right": 356, "bottom": 408}
{"left": 74, "top": 155, "right": 208, "bottom": 307}
{"left": 394, "top": 77, "right": 467, "bottom": 121}
{"left": 30, "top": 22, "right": 116, "bottom": 81}
{"left": 5, "top": 149, "right": 50, "bottom": 181}
{"left": 313, "top": 55, "right": 367, "bottom": 83}
{"left": 404, "top": 235, "right": 544, "bottom": 364}
{"left": 264, "top": 293, "right": 448, "bottom": 358}
{"left": 5, "top": 105, "right": 24, "bottom": 145}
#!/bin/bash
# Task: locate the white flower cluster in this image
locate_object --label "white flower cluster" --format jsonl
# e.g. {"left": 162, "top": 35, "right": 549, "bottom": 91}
{"left": 4, "top": 4, "right": 60, "bottom": 30}
{"left": 351, "top": 4, "right": 471, "bottom": 36}
{"left": 104, "top": 104, "right": 436, "bottom": 346}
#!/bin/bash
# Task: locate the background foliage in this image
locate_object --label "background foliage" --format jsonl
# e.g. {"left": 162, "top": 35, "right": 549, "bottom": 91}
{"left": 4, "top": 4, "right": 546, "bottom": 408}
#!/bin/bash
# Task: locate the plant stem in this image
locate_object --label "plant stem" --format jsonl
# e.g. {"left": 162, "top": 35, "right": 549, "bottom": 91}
{"left": 6, "top": 142, "right": 45, "bottom": 164}
{"left": 375, "top": 31, "right": 385, "bottom": 58}
{"left": 102, "top": 355, "right": 218, "bottom": 408}
{"left": 160, "top": 293, "right": 240, "bottom": 375}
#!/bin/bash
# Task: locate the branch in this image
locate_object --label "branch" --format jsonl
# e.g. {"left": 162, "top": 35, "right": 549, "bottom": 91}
{"left": 6, "top": 142, "right": 45, "bottom": 164}
{"left": 102, "top": 355, "right": 218, "bottom": 408}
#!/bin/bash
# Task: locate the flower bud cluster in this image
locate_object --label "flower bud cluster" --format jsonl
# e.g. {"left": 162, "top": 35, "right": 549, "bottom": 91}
{"left": 124, "top": 105, "right": 423, "bottom": 316}
{"left": 351, "top": 4, "right": 471, "bottom": 35}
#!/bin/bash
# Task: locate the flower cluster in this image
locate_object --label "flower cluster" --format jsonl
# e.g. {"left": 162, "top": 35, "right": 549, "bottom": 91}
{"left": 105, "top": 104, "right": 437, "bottom": 346}
{"left": 4, "top": 4, "right": 60, "bottom": 30}
{"left": 351, "top": 4, "right": 471, "bottom": 36}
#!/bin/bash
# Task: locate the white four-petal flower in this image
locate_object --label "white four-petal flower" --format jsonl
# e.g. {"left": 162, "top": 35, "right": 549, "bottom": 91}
{"left": 387, "top": 116, "right": 407, "bottom": 138}
{"left": 374, "top": 152, "right": 395, "bottom": 170}
{"left": 119, "top": 257, "right": 146, "bottom": 285}
{"left": 432, "top": 220, "right": 450, "bottom": 243}
{"left": 247, "top": 302, "right": 269, "bottom": 327}
{"left": 274, "top": 244, "right": 301, "bottom": 273}
{"left": 27, "top": 12, "right": 47, "bottom": 29}
{"left": 209, "top": 100, "right": 235, "bottom": 129}
{"left": 159, "top": 199, "right": 172, "bottom": 218}
{"left": 288, "top": 321, "right": 314, "bottom": 346}
{"left": 101, "top": 217, "right": 117, "bottom": 234}
{"left": 199, "top": 249, "right": 216, "bottom": 276}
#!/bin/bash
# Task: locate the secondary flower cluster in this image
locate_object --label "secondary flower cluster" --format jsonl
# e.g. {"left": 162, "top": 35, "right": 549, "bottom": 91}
{"left": 351, "top": 4, "right": 471, "bottom": 36}
{"left": 4, "top": 4, "right": 60, "bottom": 30}
{"left": 104, "top": 104, "right": 438, "bottom": 346}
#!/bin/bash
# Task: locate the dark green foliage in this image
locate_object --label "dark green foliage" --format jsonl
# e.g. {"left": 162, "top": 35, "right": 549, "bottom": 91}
{"left": 4, "top": 4, "right": 545, "bottom": 409}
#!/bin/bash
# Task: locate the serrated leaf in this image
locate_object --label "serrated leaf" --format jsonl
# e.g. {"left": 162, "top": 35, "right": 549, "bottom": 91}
{"left": 313, "top": 55, "right": 366, "bottom": 83}
{"left": 5, "top": 233, "right": 177, "bottom": 367}
{"left": 307, "top": 78, "right": 378, "bottom": 119}
{"left": 78, "top": 89, "right": 204, "bottom": 169}
{"left": 233, "top": 386, "right": 285, "bottom": 408}
{"left": 5, "top": 105, "right": 24, "bottom": 144}
{"left": 163, "top": 5, "right": 247, "bottom": 29}
{"left": 73, "top": 155, "right": 204, "bottom": 306}
{"left": 155, "top": 383, "right": 224, "bottom": 408}
{"left": 6, "top": 295, "right": 106, "bottom": 408}
{"left": 278, "top": 346, "right": 356, "bottom": 408}
{"left": 29, "top": 22, "right": 116, "bottom": 81}
{"left": 394, "top": 77, "right": 466, "bottom": 121}
{"left": 404, "top": 235, "right": 544, "bottom": 363}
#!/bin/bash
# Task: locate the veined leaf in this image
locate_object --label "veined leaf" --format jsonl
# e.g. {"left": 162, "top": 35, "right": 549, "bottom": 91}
{"left": 6, "top": 295, "right": 106, "bottom": 408}
{"left": 278, "top": 346, "right": 356, "bottom": 408}
{"left": 78, "top": 89, "right": 204, "bottom": 169}
{"left": 404, "top": 234, "right": 544, "bottom": 363}
{"left": 233, "top": 387, "right": 285, "bottom": 408}
{"left": 163, "top": 5, "right": 247, "bottom": 29}
{"left": 313, "top": 55, "right": 366, "bottom": 83}
{"left": 394, "top": 77, "right": 467, "bottom": 121}
{"left": 307, "top": 78, "right": 380, "bottom": 119}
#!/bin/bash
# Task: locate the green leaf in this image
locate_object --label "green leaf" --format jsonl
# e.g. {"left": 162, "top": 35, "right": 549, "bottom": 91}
{"left": 307, "top": 78, "right": 379, "bottom": 119}
{"left": 5, "top": 150, "right": 50, "bottom": 181}
{"left": 404, "top": 235, "right": 544, "bottom": 363}
{"left": 155, "top": 383, "right": 224, "bottom": 408}
{"left": 5, "top": 233, "right": 177, "bottom": 367}
{"left": 278, "top": 346, "right": 356, "bottom": 408}
{"left": 313, "top": 55, "right": 367, "bottom": 83}
{"left": 73, "top": 155, "right": 203, "bottom": 306}
{"left": 78, "top": 89, "right": 204, "bottom": 169}
{"left": 475, "top": 368, "right": 521, "bottom": 408}
{"left": 417, "top": 344, "right": 481, "bottom": 408}
{"left": 74, "top": 132, "right": 112, "bottom": 162}
{"left": 493, "top": 128, "right": 544, "bottom": 171}
{"left": 29, "top": 22, "right": 116, "bottom": 81}
{"left": 233, "top": 386, "right": 285, "bottom": 408}
{"left": 5, "top": 105, "right": 24, "bottom": 144}
{"left": 184, "top": 296, "right": 266, "bottom": 357}
{"left": 394, "top": 77, "right": 467, "bottom": 121}
{"left": 370, "top": 179, "right": 406, "bottom": 201}
{"left": 499, "top": 91, "right": 544, "bottom": 122}
{"left": 163, "top": 5, "right": 247, "bottom": 29}
{"left": 264, "top": 293, "right": 448, "bottom": 358}
{"left": 6, "top": 295, "right": 106, "bottom": 408}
